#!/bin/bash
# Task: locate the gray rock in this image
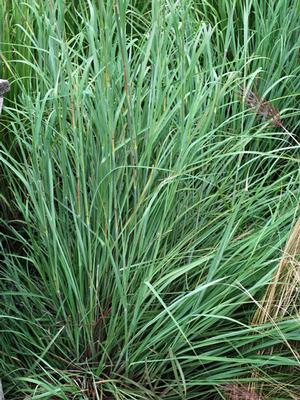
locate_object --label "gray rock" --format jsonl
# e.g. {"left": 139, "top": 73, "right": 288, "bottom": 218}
{"left": 0, "top": 79, "right": 10, "bottom": 114}
{"left": 0, "top": 79, "right": 10, "bottom": 97}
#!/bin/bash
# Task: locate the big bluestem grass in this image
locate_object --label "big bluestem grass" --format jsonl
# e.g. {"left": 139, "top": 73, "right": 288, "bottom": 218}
{"left": 1, "top": 1, "right": 300, "bottom": 399}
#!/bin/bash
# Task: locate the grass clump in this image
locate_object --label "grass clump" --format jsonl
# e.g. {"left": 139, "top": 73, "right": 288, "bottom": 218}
{"left": 1, "top": 1, "right": 300, "bottom": 399}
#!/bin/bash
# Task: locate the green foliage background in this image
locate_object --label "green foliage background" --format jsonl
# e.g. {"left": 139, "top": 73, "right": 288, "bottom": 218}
{"left": 1, "top": 1, "right": 300, "bottom": 398}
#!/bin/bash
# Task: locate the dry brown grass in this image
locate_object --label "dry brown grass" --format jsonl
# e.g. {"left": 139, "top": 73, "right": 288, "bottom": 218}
{"left": 222, "top": 383, "right": 261, "bottom": 399}
{"left": 252, "top": 219, "right": 300, "bottom": 325}
{"left": 247, "top": 219, "right": 300, "bottom": 399}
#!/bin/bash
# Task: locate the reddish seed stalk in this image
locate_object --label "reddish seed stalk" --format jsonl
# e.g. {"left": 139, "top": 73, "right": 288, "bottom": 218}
{"left": 241, "top": 86, "right": 300, "bottom": 145}
{"left": 241, "top": 86, "right": 282, "bottom": 126}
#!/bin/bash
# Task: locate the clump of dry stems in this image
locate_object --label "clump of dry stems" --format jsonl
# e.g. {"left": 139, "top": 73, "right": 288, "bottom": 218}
{"left": 223, "top": 195, "right": 300, "bottom": 400}
{"left": 252, "top": 219, "right": 300, "bottom": 326}
{"left": 221, "top": 383, "right": 261, "bottom": 400}
{"left": 248, "top": 219, "right": 300, "bottom": 399}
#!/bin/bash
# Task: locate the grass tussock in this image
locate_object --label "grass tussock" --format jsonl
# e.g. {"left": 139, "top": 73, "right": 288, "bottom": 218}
{"left": 1, "top": 1, "right": 300, "bottom": 399}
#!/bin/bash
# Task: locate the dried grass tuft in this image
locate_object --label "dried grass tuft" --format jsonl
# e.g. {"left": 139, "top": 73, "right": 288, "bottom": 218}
{"left": 252, "top": 219, "right": 300, "bottom": 325}
{"left": 222, "top": 383, "right": 261, "bottom": 399}
{"left": 249, "top": 219, "right": 300, "bottom": 398}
